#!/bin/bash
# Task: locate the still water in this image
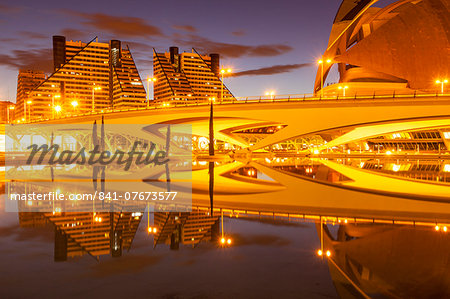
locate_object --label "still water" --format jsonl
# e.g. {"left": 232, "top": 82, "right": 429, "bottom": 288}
{"left": 2, "top": 157, "right": 450, "bottom": 298}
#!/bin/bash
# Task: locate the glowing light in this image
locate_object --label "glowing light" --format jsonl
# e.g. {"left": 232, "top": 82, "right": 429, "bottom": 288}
{"left": 26, "top": 100, "right": 32, "bottom": 104}
{"left": 71, "top": 101, "right": 78, "bottom": 107}
{"left": 227, "top": 238, "right": 232, "bottom": 245}
{"left": 317, "top": 249, "right": 323, "bottom": 256}
{"left": 326, "top": 250, "right": 331, "bottom": 257}
{"left": 220, "top": 237, "right": 226, "bottom": 244}
{"left": 54, "top": 105, "right": 62, "bottom": 112}
{"left": 385, "top": 150, "right": 392, "bottom": 155}
{"left": 392, "top": 164, "right": 401, "bottom": 172}
{"left": 153, "top": 227, "right": 157, "bottom": 233}
{"left": 443, "top": 164, "right": 450, "bottom": 172}
{"left": 326, "top": 59, "right": 332, "bottom": 63}
{"left": 317, "top": 60, "right": 323, "bottom": 64}
{"left": 313, "top": 149, "right": 320, "bottom": 155}
{"left": 444, "top": 226, "right": 448, "bottom": 232}
{"left": 148, "top": 227, "right": 152, "bottom": 233}
{"left": 435, "top": 225, "right": 440, "bottom": 231}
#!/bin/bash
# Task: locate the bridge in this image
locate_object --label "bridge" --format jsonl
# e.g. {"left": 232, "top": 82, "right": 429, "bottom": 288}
{"left": 23, "top": 92, "right": 450, "bottom": 152}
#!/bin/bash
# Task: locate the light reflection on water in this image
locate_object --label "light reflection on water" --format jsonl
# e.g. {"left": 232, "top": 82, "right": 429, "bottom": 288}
{"left": 1, "top": 155, "right": 450, "bottom": 298}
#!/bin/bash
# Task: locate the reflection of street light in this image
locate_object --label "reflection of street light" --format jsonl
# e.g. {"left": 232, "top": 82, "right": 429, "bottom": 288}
{"left": 436, "top": 79, "right": 448, "bottom": 94}
{"left": 220, "top": 68, "right": 232, "bottom": 102}
{"left": 92, "top": 84, "right": 101, "bottom": 112}
{"left": 265, "top": 90, "right": 275, "bottom": 100}
{"left": 147, "top": 77, "right": 157, "bottom": 108}
{"left": 338, "top": 85, "right": 349, "bottom": 97}
{"left": 318, "top": 58, "right": 332, "bottom": 97}
{"left": 219, "top": 210, "right": 232, "bottom": 247}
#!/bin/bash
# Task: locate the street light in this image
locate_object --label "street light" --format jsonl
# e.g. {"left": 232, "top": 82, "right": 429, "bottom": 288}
{"left": 26, "top": 100, "right": 32, "bottom": 122}
{"left": 436, "top": 79, "right": 448, "bottom": 94}
{"left": 318, "top": 58, "right": 332, "bottom": 97}
{"left": 7, "top": 105, "right": 14, "bottom": 124}
{"left": 265, "top": 90, "right": 275, "bottom": 100}
{"left": 338, "top": 85, "right": 349, "bottom": 97}
{"left": 52, "top": 94, "right": 61, "bottom": 119}
{"left": 220, "top": 68, "right": 232, "bottom": 102}
{"left": 71, "top": 100, "right": 78, "bottom": 108}
{"left": 92, "top": 84, "right": 101, "bottom": 112}
{"left": 54, "top": 105, "right": 61, "bottom": 113}
{"left": 147, "top": 77, "right": 157, "bottom": 108}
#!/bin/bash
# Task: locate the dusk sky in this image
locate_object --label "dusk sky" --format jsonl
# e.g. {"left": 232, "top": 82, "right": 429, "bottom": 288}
{"left": 0, "top": 0, "right": 394, "bottom": 102}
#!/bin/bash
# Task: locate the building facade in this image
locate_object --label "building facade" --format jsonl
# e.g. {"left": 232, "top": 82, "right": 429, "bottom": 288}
{"left": 153, "top": 47, "right": 235, "bottom": 103}
{"left": 0, "top": 101, "right": 15, "bottom": 123}
{"left": 24, "top": 36, "right": 146, "bottom": 121}
{"left": 15, "top": 70, "right": 46, "bottom": 121}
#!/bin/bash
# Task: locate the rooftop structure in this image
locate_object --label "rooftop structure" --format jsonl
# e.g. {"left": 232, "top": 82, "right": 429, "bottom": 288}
{"left": 315, "top": 0, "right": 450, "bottom": 96}
{"left": 22, "top": 36, "right": 146, "bottom": 121}
{"left": 153, "top": 47, "right": 235, "bottom": 103}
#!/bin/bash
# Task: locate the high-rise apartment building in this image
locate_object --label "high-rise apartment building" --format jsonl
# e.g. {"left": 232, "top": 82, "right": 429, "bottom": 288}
{"left": 15, "top": 70, "right": 46, "bottom": 121}
{"left": 24, "top": 36, "right": 146, "bottom": 120}
{"left": 153, "top": 47, "right": 234, "bottom": 103}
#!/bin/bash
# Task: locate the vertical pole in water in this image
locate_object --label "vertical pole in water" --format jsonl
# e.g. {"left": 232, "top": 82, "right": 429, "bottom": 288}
{"left": 221, "top": 209, "right": 224, "bottom": 239}
{"left": 209, "top": 100, "right": 214, "bottom": 156}
{"left": 320, "top": 216, "right": 323, "bottom": 260}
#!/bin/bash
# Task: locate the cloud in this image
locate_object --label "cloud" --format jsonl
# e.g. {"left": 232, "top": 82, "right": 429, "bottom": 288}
{"left": 233, "top": 63, "right": 312, "bottom": 77}
{"left": 62, "top": 10, "right": 164, "bottom": 39}
{"left": 0, "top": 4, "right": 25, "bottom": 14}
{"left": 0, "top": 48, "right": 53, "bottom": 73}
{"left": 175, "top": 34, "right": 292, "bottom": 58}
{"left": 172, "top": 25, "right": 197, "bottom": 33}
{"left": 231, "top": 30, "right": 246, "bottom": 37}
{"left": 19, "top": 31, "right": 48, "bottom": 39}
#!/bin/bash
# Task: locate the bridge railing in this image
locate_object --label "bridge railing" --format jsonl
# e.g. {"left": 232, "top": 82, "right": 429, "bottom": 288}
{"left": 24, "top": 90, "right": 450, "bottom": 123}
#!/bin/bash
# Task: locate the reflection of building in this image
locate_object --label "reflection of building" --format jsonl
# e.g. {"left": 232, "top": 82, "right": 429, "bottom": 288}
{"left": 19, "top": 211, "right": 143, "bottom": 261}
{"left": 24, "top": 36, "right": 146, "bottom": 120}
{"left": 153, "top": 209, "right": 220, "bottom": 249}
{"left": 153, "top": 47, "right": 235, "bottom": 103}
{"left": 15, "top": 70, "right": 46, "bottom": 121}
{"left": 321, "top": 223, "right": 450, "bottom": 298}
{"left": 315, "top": 0, "right": 450, "bottom": 95}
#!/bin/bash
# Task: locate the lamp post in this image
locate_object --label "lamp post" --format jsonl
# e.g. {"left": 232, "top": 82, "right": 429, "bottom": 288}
{"left": 52, "top": 94, "right": 61, "bottom": 119}
{"left": 147, "top": 77, "right": 157, "bottom": 108}
{"left": 317, "top": 58, "right": 332, "bottom": 97}
{"left": 436, "top": 79, "right": 448, "bottom": 94}
{"left": 71, "top": 100, "right": 78, "bottom": 113}
{"left": 7, "top": 105, "right": 14, "bottom": 124}
{"left": 338, "top": 85, "right": 349, "bottom": 97}
{"left": 54, "top": 105, "right": 62, "bottom": 118}
{"left": 92, "top": 84, "right": 101, "bottom": 112}
{"left": 220, "top": 68, "right": 232, "bottom": 102}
